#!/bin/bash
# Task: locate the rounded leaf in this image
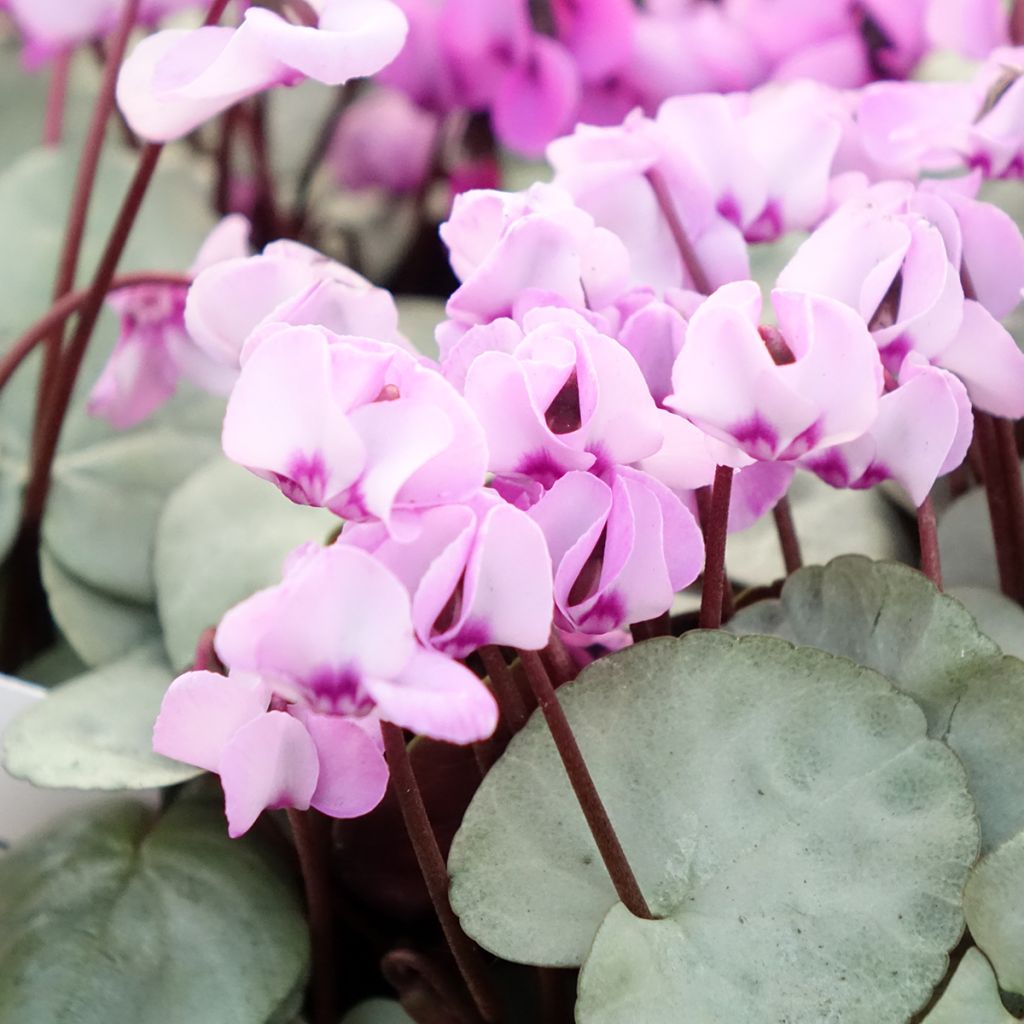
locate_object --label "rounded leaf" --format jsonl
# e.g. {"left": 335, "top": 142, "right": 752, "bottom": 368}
{"left": 2, "top": 642, "right": 199, "bottom": 790}
{"left": 0, "top": 787, "right": 309, "bottom": 1023}
{"left": 921, "top": 948, "right": 1016, "bottom": 1024}
{"left": 947, "top": 657, "right": 1024, "bottom": 853}
{"left": 727, "top": 554, "right": 999, "bottom": 735}
{"left": 40, "top": 548, "right": 159, "bottom": 667}
{"left": 449, "top": 633, "right": 978, "bottom": 1024}
{"left": 965, "top": 831, "right": 1024, "bottom": 997}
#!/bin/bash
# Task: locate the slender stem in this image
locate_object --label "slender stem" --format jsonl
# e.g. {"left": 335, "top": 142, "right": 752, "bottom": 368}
{"left": 517, "top": 650, "right": 653, "bottom": 921}
{"left": 286, "top": 809, "right": 338, "bottom": 1024}
{"left": 0, "top": 272, "right": 191, "bottom": 395}
{"left": 975, "top": 411, "right": 1021, "bottom": 602}
{"left": 43, "top": 50, "right": 72, "bottom": 147}
{"left": 214, "top": 106, "right": 241, "bottom": 216}
{"left": 22, "top": 143, "right": 164, "bottom": 526}
{"left": 1012, "top": 0, "right": 1024, "bottom": 45}
{"left": 994, "top": 415, "right": 1024, "bottom": 601}
{"left": 33, "top": 0, "right": 142, "bottom": 444}
{"left": 700, "top": 465, "right": 734, "bottom": 630}
{"left": 380, "top": 723, "right": 502, "bottom": 1024}
{"left": 246, "top": 97, "right": 283, "bottom": 242}
{"left": 772, "top": 495, "right": 802, "bottom": 576}
{"left": 478, "top": 646, "right": 529, "bottom": 733}
{"left": 645, "top": 168, "right": 713, "bottom": 295}
{"left": 542, "top": 630, "right": 577, "bottom": 686}
{"left": 916, "top": 495, "right": 942, "bottom": 590}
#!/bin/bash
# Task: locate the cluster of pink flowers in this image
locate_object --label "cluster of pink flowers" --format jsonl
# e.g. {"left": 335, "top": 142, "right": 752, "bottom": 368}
{"left": 74, "top": 4, "right": 1019, "bottom": 837}
{"left": 372, "top": 0, "right": 1013, "bottom": 159}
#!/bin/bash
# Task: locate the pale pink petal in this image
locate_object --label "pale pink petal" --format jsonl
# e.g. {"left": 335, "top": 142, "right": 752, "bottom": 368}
{"left": 242, "top": 0, "right": 408, "bottom": 85}
{"left": 927, "top": 0, "right": 1008, "bottom": 58}
{"left": 553, "top": 0, "right": 635, "bottom": 78}
{"left": 434, "top": 502, "right": 554, "bottom": 655}
{"left": 728, "top": 462, "right": 796, "bottom": 532}
{"left": 492, "top": 35, "right": 581, "bottom": 157}
{"left": 222, "top": 327, "right": 367, "bottom": 507}
{"left": 440, "top": 317, "right": 524, "bottom": 391}
{"left": 191, "top": 213, "right": 252, "bottom": 273}
{"left": 239, "top": 545, "right": 416, "bottom": 710}
{"left": 117, "top": 28, "right": 287, "bottom": 143}
{"left": 294, "top": 709, "right": 390, "bottom": 819}
{"left": 220, "top": 711, "right": 319, "bottom": 837}
{"left": 153, "top": 670, "right": 270, "bottom": 773}
{"left": 938, "top": 300, "right": 1024, "bottom": 417}
{"left": 367, "top": 648, "right": 499, "bottom": 744}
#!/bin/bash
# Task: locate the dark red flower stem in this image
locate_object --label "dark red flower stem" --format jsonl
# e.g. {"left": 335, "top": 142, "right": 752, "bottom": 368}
{"left": 286, "top": 808, "right": 338, "bottom": 1024}
{"left": 380, "top": 722, "right": 502, "bottom": 1024}
{"left": 42, "top": 50, "right": 72, "bottom": 147}
{"left": 478, "top": 646, "right": 529, "bottom": 733}
{"left": 994, "top": 415, "right": 1024, "bottom": 601}
{"left": 700, "top": 465, "right": 734, "bottom": 629}
{"left": 517, "top": 649, "right": 653, "bottom": 921}
{"left": 645, "top": 168, "right": 713, "bottom": 296}
{"left": 975, "top": 411, "right": 1023, "bottom": 603}
{"left": 1012, "top": 0, "right": 1024, "bottom": 45}
{"left": 33, "top": 0, "right": 142, "bottom": 443}
{"left": 772, "top": 495, "right": 802, "bottom": 576}
{"left": 916, "top": 495, "right": 942, "bottom": 590}
{"left": 0, "top": 272, "right": 192, "bottom": 395}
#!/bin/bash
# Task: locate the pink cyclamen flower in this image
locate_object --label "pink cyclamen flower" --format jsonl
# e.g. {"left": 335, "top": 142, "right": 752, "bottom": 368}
{"left": 777, "top": 180, "right": 1024, "bottom": 417}
{"left": 802, "top": 355, "right": 972, "bottom": 506}
{"left": 329, "top": 86, "right": 439, "bottom": 194}
{"left": 667, "top": 280, "right": 882, "bottom": 463}
{"left": 221, "top": 325, "right": 487, "bottom": 531}
{"left": 339, "top": 489, "right": 554, "bottom": 658}
{"left": 458, "top": 306, "right": 665, "bottom": 492}
{"left": 215, "top": 543, "right": 499, "bottom": 743}
{"left": 529, "top": 467, "right": 703, "bottom": 638}
{"left": 548, "top": 110, "right": 749, "bottom": 294}
{"left": 439, "top": 183, "right": 630, "bottom": 331}
{"left": 185, "top": 238, "right": 404, "bottom": 372}
{"left": 117, "top": 0, "right": 409, "bottom": 142}
{"left": 87, "top": 214, "right": 250, "bottom": 429}
{"left": 154, "top": 669, "right": 389, "bottom": 837}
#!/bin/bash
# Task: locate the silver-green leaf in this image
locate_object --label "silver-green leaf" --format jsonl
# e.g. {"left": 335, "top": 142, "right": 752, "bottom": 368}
{"left": 2, "top": 641, "right": 198, "bottom": 790}
{"left": 449, "top": 633, "right": 978, "bottom": 1024}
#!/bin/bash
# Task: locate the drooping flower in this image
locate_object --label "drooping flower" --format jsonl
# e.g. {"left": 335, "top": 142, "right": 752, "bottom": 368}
{"left": 777, "top": 180, "right": 1024, "bottom": 417}
{"left": 458, "top": 306, "right": 665, "bottom": 493}
{"left": 221, "top": 325, "right": 487, "bottom": 531}
{"left": 439, "top": 183, "right": 631, "bottom": 332}
{"left": 667, "top": 280, "right": 882, "bottom": 463}
{"left": 185, "top": 238, "right": 404, "bottom": 372}
{"left": 528, "top": 466, "right": 703, "bottom": 638}
{"left": 215, "top": 543, "right": 499, "bottom": 743}
{"left": 117, "top": 0, "right": 410, "bottom": 142}
{"left": 801, "top": 354, "right": 972, "bottom": 506}
{"left": 87, "top": 214, "right": 250, "bottom": 429}
{"left": 329, "top": 86, "right": 439, "bottom": 195}
{"left": 338, "top": 489, "right": 554, "bottom": 658}
{"left": 154, "top": 669, "right": 389, "bottom": 837}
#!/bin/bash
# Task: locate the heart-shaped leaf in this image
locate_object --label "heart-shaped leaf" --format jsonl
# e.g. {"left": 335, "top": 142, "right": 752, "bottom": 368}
{"left": 921, "top": 949, "right": 1016, "bottom": 1024}
{"left": 965, "top": 831, "right": 1024, "bottom": 997}
{"left": 40, "top": 547, "right": 160, "bottom": 667}
{"left": 154, "top": 458, "right": 335, "bottom": 671}
{"left": 449, "top": 633, "right": 978, "bottom": 1024}
{"left": 0, "top": 786, "right": 309, "bottom": 1023}
{"left": 44, "top": 429, "right": 220, "bottom": 604}
{"left": 727, "top": 555, "right": 999, "bottom": 735}
{"left": 2, "top": 641, "right": 198, "bottom": 789}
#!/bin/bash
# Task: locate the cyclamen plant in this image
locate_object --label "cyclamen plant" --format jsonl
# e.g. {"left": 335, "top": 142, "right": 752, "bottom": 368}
{"left": 3, "top": 2, "right": 1024, "bottom": 1024}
